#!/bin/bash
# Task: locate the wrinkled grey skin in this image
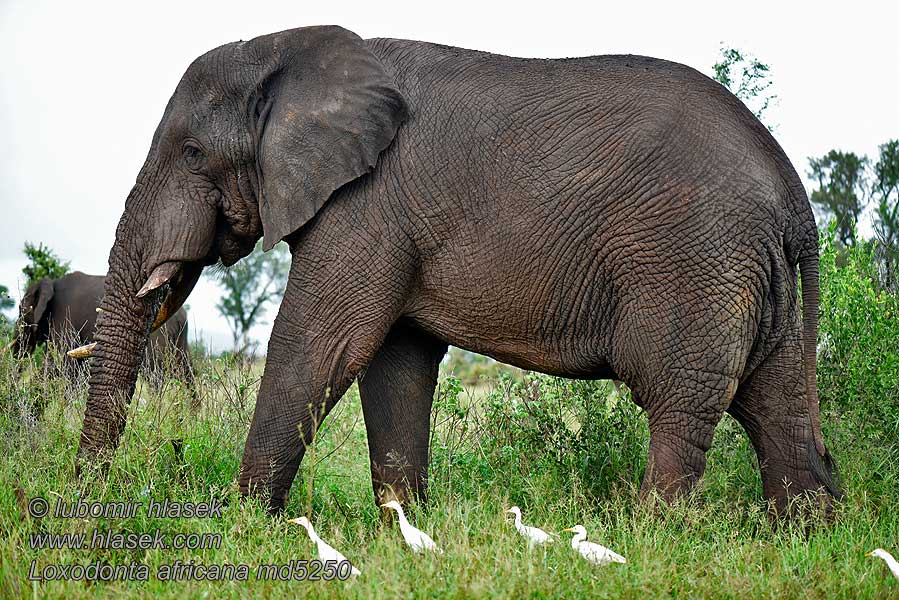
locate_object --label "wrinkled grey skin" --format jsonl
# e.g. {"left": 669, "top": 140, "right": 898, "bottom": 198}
{"left": 15, "top": 271, "right": 193, "bottom": 387}
{"left": 77, "top": 26, "right": 839, "bottom": 514}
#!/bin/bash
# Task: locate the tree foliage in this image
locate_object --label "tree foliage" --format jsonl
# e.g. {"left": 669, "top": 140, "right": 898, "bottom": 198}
{"left": 808, "top": 141, "right": 899, "bottom": 289}
{"left": 807, "top": 150, "right": 869, "bottom": 247}
{"left": 21, "top": 242, "right": 70, "bottom": 287}
{"left": 712, "top": 46, "right": 777, "bottom": 129}
{"left": 0, "top": 285, "right": 14, "bottom": 333}
{"left": 211, "top": 241, "right": 290, "bottom": 355}
{"left": 0, "top": 285, "right": 13, "bottom": 313}
{"left": 872, "top": 140, "right": 899, "bottom": 289}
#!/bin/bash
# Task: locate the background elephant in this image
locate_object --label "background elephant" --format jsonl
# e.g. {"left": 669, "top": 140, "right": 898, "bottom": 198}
{"left": 76, "top": 25, "right": 839, "bottom": 514}
{"left": 15, "top": 271, "right": 193, "bottom": 389}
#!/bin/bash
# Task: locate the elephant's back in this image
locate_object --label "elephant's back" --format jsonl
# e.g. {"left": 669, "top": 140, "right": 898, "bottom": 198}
{"left": 367, "top": 38, "right": 762, "bottom": 136}
{"left": 371, "top": 39, "right": 799, "bottom": 250}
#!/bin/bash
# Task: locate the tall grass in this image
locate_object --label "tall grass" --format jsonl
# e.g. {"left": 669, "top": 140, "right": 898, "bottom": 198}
{"left": 0, "top": 231, "right": 897, "bottom": 598}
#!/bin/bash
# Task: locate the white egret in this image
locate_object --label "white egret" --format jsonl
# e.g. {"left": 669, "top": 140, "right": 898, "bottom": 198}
{"left": 563, "top": 525, "right": 626, "bottom": 566}
{"left": 381, "top": 500, "right": 442, "bottom": 554}
{"left": 506, "top": 506, "right": 553, "bottom": 545}
{"left": 867, "top": 548, "right": 899, "bottom": 581}
{"left": 288, "top": 517, "right": 361, "bottom": 576}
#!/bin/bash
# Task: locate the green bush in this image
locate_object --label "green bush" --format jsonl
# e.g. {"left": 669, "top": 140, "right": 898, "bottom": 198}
{"left": 817, "top": 227, "right": 899, "bottom": 470}
{"left": 440, "top": 347, "right": 521, "bottom": 387}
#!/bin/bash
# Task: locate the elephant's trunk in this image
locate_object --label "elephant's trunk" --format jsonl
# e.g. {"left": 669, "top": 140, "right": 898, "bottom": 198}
{"left": 76, "top": 245, "right": 158, "bottom": 465}
{"left": 76, "top": 234, "right": 204, "bottom": 468}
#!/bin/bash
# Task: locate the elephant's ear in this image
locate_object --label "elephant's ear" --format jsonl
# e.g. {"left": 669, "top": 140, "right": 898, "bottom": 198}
{"left": 248, "top": 26, "right": 408, "bottom": 251}
{"left": 21, "top": 278, "right": 54, "bottom": 326}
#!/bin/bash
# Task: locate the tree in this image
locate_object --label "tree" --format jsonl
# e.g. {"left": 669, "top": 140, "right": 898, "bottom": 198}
{"left": 872, "top": 140, "right": 899, "bottom": 289}
{"left": 22, "top": 242, "right": 70, "bottom": 287}
{"left": 211, "top": 241, "right": 290, "bottom": 355}
{"left": 0, "top": 285, "right": 14, "bottom": 332}
{"left": 807, "top": 150, "right": 869, "bottom": 247}
{"left": 712, "top": 46, "right": 778, "bottom": 130}
{"left": 0, "top": 285, "right": 13, "bottom": 313}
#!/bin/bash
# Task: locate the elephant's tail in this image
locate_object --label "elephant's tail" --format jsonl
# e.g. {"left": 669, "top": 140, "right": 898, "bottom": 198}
{"left": 798, "top": 223, "right": 842, "bottom": 499}
{"left": 799, "top": 245, "right": 825, "bottom": 458}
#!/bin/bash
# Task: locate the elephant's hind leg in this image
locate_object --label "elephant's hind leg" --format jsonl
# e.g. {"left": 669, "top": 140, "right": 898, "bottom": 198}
{"left": 622, "top": 282, "right": 753, "bottom": 503}
{"left": 359, "top": 323, "right": 447, "bottom": 507}
{"left": 727, "top": 319, "right": 840, "bottom": 514}
{"left": 638, "top": 369, "right": 740, "bottom": 501}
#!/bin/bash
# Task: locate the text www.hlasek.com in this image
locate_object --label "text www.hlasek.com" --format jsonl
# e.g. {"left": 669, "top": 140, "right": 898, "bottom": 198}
{"left": 30, "top": 529, "right": 222, "bottom": 551}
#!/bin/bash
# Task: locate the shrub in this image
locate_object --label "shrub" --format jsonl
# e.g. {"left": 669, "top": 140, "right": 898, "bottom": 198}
{"left": 818, "top": 227, "right": 899, "bottom": 447}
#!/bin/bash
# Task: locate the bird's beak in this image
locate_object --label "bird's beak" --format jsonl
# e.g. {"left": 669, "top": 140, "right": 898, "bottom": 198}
{"left": 865, "top": 551, "right": 874, "bottom": 557}
{"left": 563, "top": 527, "right": 575, "bottom": 532}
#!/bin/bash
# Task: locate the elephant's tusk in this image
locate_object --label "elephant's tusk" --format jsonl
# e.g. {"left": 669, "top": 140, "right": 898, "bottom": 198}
{"left": 1, "top": 337, "right": 16, "bottom": 356}
{"left": 68, "top": 301, "right": 168, "bottom": 359}
{"left": 148, "top": 260, "right": 202, "bottom": 333}
{"left": 68, "top": 342, "right": 97, "bottom": 359}
{"left": 136, "top": 262, "right": 181, "bottom": 298}
{"left": 140, "top": 261, "right": 188, "bottom": 332}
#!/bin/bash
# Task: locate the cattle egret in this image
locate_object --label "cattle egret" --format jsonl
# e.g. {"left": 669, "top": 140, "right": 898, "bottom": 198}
{"left": 288, "top": 517, "right": 361, "bottom": 576}
{"left": 506, "top": 506, "right": 553, "bottom": 545}
{"left": 563, "top": 525, "right": 626, "bottom": 566}
{"left": 381, "top": 500, "right": 442, "bottom": 554}
{"left": 867, "top": 548, "right": 899, "bottom": 581}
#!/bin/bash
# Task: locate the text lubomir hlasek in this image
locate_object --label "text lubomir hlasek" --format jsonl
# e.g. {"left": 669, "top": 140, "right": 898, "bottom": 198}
{"left": 51, "top": 497, "right": 223, "bottom": 519}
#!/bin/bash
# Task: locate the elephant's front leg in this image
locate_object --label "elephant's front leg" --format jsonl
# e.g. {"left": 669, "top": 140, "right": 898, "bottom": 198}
{"left": 238, "top": 250, "right": 412, "bottom": 512}
{"left": 359, "top": 324, "right": 447, "bottom": 506}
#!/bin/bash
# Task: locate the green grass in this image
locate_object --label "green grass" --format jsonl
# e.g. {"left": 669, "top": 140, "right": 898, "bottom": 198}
{"left": 0, "top": 348, "right": 897, "bottom": 599}
{"left": 1, "top": 233, "right": 897, "bottom": 598}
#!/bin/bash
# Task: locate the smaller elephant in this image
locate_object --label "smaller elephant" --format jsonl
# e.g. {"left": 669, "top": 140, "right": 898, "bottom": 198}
{"left": 14, "top": 271, "right": 194, "bottom": 390}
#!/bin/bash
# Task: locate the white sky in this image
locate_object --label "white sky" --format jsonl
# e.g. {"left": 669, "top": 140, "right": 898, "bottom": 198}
{"left": 2, "top": 0, "right": 897, "bottom": 352}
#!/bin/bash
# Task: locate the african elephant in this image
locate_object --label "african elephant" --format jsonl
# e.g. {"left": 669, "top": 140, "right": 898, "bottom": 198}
{"left": 75, "top": 25, "right": 840, "bottom": 514}
{"left": 15, "top": 271, "right": 193, "bottom": 388}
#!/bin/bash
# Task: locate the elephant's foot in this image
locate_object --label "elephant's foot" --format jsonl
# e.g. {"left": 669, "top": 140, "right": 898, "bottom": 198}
{"left": 371, "top": 460, "right": 427, "bottom": 508}
{"left": 639, "top": 430, "right": 713, "bottom": 504}
{"left": 238, "top": 475, "right": 289, "bottom": 514}
{"left": 238, "top": 447, "right": 301, "bottom": 514}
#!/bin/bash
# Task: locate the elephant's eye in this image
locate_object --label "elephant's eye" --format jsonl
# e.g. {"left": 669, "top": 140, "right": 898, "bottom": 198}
{"left": 182, "top": 143, "right": 207, "bottom": 173}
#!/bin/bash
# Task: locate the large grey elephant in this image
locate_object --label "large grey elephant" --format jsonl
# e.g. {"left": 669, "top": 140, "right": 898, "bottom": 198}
{"left": 74, "top": 25, "right": 840, "bottom": 513}
{"left": 15, "top": 271, "right": 193, "bottom": 387}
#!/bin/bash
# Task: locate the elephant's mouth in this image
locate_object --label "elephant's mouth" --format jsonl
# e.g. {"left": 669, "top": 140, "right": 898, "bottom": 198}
{"left": 140, "top": 260, "right": 204, "bottom": 328}
{"left": 67, "top": 260, "right": 204, "bottom": 359}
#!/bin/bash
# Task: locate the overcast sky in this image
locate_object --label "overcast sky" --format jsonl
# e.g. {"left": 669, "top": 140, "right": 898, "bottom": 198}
{"left": 2, "top": 0, "right": 897, "bottom": 352}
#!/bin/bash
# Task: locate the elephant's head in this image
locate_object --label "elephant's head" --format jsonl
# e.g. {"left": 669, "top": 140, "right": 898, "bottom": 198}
{"left": 14, "top": 278, "right": 54, "bottom": 356}
{"left": 78, "top": 25, "right": 407, "bottom": 462}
